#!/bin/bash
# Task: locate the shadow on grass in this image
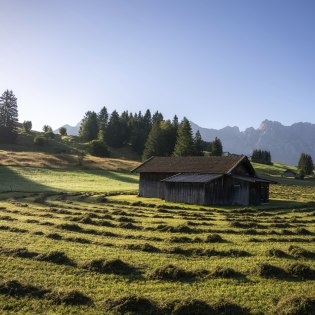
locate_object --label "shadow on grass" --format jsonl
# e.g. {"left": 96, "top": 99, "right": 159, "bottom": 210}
{"left": 256, "top": 199, "right": 314, "bottom": 211}
{"left": 79, "top": 169, "right": 139, "bottom": 184}
{"left": 0, "top": 166, "right": 57, "bottom": 193}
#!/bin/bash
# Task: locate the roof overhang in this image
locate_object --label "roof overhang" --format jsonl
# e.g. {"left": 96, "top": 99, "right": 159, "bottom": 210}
{"left": 162, "top": 173, "right": 223, "bottom": 183}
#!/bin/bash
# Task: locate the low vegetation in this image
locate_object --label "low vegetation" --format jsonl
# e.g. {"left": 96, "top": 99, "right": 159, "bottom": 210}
{"left": 0, "top": 187, "right": 314, "bottom": 314}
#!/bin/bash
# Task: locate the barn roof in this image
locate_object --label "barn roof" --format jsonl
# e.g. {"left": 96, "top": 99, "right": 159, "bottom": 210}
{"left": 132, "top": 155, "right": 251, "bottom": 174}
{"left": 232, "top": 175, "right": 274, "bottom": 183}
{"left": 162, "top": 173, "right": 223, "bottom": 183}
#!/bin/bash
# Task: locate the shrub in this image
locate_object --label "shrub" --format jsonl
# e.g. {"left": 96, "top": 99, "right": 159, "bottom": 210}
{"left": 33, "top": 135, "right": 45, "bottom": 146}
{"left": 87, "top": 140, "right": 110, "bottom": 157}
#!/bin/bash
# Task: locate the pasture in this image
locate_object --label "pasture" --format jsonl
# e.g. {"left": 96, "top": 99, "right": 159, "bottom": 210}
{"left": 0, "top": 188, "right": 314, "bottom": 314}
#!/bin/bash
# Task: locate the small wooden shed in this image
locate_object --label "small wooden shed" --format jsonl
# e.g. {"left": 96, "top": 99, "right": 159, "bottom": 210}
{"left": 132, "top": 155, "right": 273, "bottom": 206}
{"left": 282, "top": 169, "right": 297, "bottom": 177}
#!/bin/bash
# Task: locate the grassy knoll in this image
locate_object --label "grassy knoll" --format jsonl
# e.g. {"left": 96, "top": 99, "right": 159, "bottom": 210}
{"left": 0, "top": 192, "right": 314, "bottom": 314}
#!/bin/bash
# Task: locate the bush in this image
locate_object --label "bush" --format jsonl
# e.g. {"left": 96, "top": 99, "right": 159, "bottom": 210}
{"left": 88, "top": 140, "right": 110, "bottom": 157}
{"left": 33, "top": 135, "right": 45, "bottom": 146}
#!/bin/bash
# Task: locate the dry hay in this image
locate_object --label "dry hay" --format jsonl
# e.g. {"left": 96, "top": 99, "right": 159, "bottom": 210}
{"left": 266, "top": 248, "right": 290, "bottom": 258}
{"left": 253, "top": 263, "right": 288, "bottom": 279}
{"left": 209, "top": 266, "right": 245, "bottom": 279}
{"left": 205, "top": 233, "right": 226, "bottom": 243}
{"left": 36, "top": 251, "right": 76, "bottom": 266}
{"left": 148, "top": 264, "right": 196, "bottom": 282}
{"left": 288, "top": 246, "right": 315, "bottom": 259}
{"left": 275, "top": 294, "right": 315, "bottom": 315}
{"left": 0, "top": 280, "right": 49, "bottom": 298}
{"left": 82, "top": 258, "right": 136, "bottom": 275}
{"left": 47, "top": 290, "right": 93, "bottom": 305}
{"left": 287, "top": 263, "right": 315, "bottom": 280}
{"left": 103, "top": 295, "right": 159, "bottom": 315}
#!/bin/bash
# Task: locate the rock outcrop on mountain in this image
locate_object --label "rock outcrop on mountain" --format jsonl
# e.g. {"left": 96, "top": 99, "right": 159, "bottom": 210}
{"left": 191, "top": 120, "right": 315, "bottom": 165}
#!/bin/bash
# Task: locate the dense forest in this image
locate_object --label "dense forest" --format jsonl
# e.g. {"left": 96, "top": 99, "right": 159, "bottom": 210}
{"left": 78, "top": 106, "right": 223, "bottom": 160}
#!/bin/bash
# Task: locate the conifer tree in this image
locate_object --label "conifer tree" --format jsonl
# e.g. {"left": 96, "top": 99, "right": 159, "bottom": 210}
{"left": 0, "top": 90, "right": 18, "bottom": 143}
{"left": 173, "top": 117, "right": 194, "bottom": 156}
{"left": 97, "top": 106, "right": 108, "bottom": 141}
{"left": 104, "top": 110, "right": 124, "bottom": 147}
{"left": 298, "top": 153, "right": 314, "bottom": 175}
{"left": 79, "top": 111, "right": 98, "bottom": 141}
{"left": 142, "top": 122, "right": 163, "bottom": 160}
{"left": 211, "top": 137, "right": 223, "bottom": 156}
{"left": 193, "top": 130, "right": 204, "bottom": 156}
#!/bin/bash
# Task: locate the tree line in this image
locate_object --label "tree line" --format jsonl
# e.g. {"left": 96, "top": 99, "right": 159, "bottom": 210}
{"left": 3, "top": 89, "right": 313, "bottom": 174}
{"left": 78, "top": 107, "right": 223, "bottom": 159}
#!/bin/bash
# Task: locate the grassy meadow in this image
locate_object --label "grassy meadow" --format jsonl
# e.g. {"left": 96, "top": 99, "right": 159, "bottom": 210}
{"left": 0, "top": 153, "right": 315, "bottom": 314}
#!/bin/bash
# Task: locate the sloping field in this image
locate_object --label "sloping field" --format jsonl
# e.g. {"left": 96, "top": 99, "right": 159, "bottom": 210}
{"left": 0, "top": 192, "right": 314, "bottom": 314}
{"left": 0, "top": 150, "right": 139, "bottom": 170}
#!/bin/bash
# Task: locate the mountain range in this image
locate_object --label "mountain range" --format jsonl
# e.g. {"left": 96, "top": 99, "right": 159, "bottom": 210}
{"left": 191, "top": 120, "right": 315, "bottom": 165}
{"left": 56, "top": 120, "right": 315, "bottom": 165}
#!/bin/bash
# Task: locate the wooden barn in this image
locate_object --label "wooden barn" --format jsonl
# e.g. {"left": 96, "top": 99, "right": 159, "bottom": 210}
{"left": 132, "top": 155, "right": 273, "bottom": 206}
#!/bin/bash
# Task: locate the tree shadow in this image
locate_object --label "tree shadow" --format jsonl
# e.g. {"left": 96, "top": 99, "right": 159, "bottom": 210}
{"left": 79, "top": 169, "right": 139, "bottom": 184}
{"left": 0, "top": 166, "right": 57, "bottom": 193}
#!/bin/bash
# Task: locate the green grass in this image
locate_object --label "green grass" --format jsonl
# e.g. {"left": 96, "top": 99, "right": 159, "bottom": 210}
{"left": 0, "top": 192, "right": 314, "bottom": 314}
{"left": 0, "top": 160, "right": 315, "bottom": 314}
{"left": 254, "top": 161, "right": 315, "bottom": 185}
{"left": 0, "top": 166, "right": 139, "bottom": 193}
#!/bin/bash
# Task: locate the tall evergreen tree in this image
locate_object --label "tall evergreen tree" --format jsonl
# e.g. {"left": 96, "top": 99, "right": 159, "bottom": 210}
{"left": 0, "top": 90, "right": 18, "bottom": 143}
{"left": 193, "top": 130, "right": 204, "bottom": 156}
{"left": 104, "top": 110, "right": 124, "bottom": 147}
{"left": 79, "top": 111, "right": 99, "bottom": 142}
{"left": 97, "top": 106, "right": 109, "bottom": 141}
{"left": 173, "top": 117, "right": 194, "bottom": 156}
{"left": 211, "top": 137, "right": 223, "bottom": 156}
{"left": 160, "top": 120, "right": 177, "bottom": 156}
{"left": 298, "top": 153, "right": 314, "bottom": 175}
{"left": 142, "top": 122, "right": 163, "bottom": 160}
{"left": 152, "top": 111, "right": 163, "bottom": 124}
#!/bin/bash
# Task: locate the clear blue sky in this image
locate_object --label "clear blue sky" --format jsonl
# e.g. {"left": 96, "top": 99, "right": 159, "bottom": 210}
{"left": 1, "top": 0, "right": 314, "bottom": 131}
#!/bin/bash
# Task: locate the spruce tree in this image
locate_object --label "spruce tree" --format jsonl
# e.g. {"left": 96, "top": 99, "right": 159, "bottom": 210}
{"left": 142, "top": 122, "right": 163, "bottom": 160}
{"left": 152, "top": 111, "right": 163, "bottom": 124}
{"left": 0, "top": 90, "right": 18, "bottom": 143}
{"left": 173, "top": 117, "right": 194, "bottom": 156}
{"left": 193, "top": 130, "right": 204, "bottom": 156}
{"left": 97, "top": 106, "right": 109, "bottom": 141}
{"left": 104, "top": 110, "right": 124, "bottom": 147}
{"left": 79, "top": 111, "right": 99, "bottom": 142}
{"left": 298, "top": 153, "right": 314, "bottom": 175}
{"left": 211, "top": 137, "right": 223, "bottom": 156}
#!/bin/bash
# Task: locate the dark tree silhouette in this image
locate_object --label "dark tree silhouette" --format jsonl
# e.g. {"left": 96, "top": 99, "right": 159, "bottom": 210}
{"left": 0, "top": 90, "right": 18, "bottom": 143}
